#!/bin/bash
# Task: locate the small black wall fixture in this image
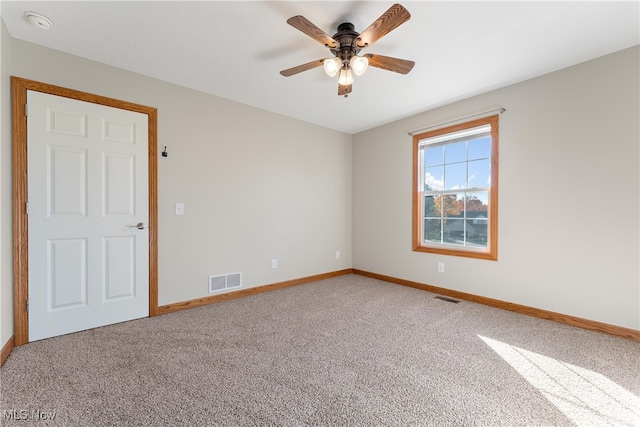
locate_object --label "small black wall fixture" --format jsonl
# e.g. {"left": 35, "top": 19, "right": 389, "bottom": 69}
{"left": 161, "top": 146, "right": 168, "bottom": 157}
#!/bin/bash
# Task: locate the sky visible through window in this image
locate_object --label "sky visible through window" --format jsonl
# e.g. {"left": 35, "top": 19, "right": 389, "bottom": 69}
{"left": 423, "top": 135, "right": 491, "bottom": 203}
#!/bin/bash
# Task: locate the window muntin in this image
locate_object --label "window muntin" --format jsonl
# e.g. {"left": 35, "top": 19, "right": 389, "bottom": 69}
{"left": 412, "top": 115, "right": 498, "bottom": 260}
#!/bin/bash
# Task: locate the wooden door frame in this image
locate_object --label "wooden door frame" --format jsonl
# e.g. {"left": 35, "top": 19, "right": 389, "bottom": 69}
{"left": 11, "top": 77, "right": 159, "bottom": 346}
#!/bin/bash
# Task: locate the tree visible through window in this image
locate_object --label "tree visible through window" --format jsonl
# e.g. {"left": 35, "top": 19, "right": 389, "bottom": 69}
{"left": 412, "top": 115, "right": 498, "bottom": 260}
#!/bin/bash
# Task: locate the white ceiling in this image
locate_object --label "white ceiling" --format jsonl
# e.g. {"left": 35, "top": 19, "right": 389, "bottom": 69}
{"left": 2, "top": 1, "right": 639, "bottom": 134}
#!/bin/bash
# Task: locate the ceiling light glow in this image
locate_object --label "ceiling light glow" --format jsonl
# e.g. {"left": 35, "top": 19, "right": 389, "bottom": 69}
{"left": 350, "top": 56, "right": 369, "bottom": 76}
{"left": 323, "top": 57, "right": 341, "bottom": 77}
{"left": 338, "top": 68, "right": 353, "bottom": 86}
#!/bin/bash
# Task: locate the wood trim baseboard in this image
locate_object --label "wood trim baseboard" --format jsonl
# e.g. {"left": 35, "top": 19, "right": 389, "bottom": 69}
{"left": 352, "top": 269, "right": 640, "bottom": 343}
{"left": 1, "top": 336, "right": 15, "bottom": 367}
{"left": 158, "top": 269, "right": 354, "bottom": 315}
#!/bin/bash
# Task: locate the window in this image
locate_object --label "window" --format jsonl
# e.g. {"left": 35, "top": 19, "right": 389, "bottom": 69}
{"left": 412, "top": 115, "right": 498, "bottom": 260}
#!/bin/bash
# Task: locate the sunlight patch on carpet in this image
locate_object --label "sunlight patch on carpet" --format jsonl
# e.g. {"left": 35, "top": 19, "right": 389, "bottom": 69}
{"left": 478, "top": 335, "right": 640, "bottom": 426}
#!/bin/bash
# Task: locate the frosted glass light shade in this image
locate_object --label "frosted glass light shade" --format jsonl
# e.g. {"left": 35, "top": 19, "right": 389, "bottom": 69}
{"left": 350, "top": 55, "right": 369, "bottom": 76}
{"left": 323, "top": 57, "right": 341, "bottom": 77}
{"left": 338, "top": 68, "right": 354, "bottom": 86}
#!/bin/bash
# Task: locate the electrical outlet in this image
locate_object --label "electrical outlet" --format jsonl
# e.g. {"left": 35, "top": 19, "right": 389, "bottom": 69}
{"left": 271, "top": 259, "right": 278, "bottom": 269}
{"left": 437, "top": 262, "right": 445, "bottom": 273}
{"left": 336, "top": 250, "right": 341, "bottom": 259}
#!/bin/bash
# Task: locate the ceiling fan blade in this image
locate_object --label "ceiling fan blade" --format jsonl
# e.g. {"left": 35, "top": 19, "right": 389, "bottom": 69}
{"left": 280, "top": 59, "right": 325, "bottom": 77}
{"left": 338, "top": 83, "right": 352, "bottom": 97}
{"left": 364, "top": 53, "right": 415, "bottom": 74}
{"left": 357, "top": 3, "right": 411, "bottom": 48}
{"left": 287, "top": 16, "right": 338, "bottom": 48}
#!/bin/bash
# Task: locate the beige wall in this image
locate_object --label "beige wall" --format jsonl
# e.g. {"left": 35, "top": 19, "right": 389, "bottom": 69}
{"left": 353, "top": 46, "right": 640, "bottom": 330}
{"left": 1, "top": 20, "right": 14, "bottom": 350}
{"left": 6, "top": 39, "right": 352, "bottom": 313}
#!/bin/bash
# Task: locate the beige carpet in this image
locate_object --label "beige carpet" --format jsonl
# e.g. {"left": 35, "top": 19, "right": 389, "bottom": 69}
{"left": 1, "top": 275, "right": 639, "bottom": 426}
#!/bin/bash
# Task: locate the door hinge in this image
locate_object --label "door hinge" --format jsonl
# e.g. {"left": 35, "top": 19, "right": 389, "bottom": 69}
{"left": 26, "top": 299, "right": 29, "bottom": 312}
{"left": 26, "top": 202, "right": 30, "bottom": 215}
{"left": 25, "top": 104, "right": 28, "bottom": 117}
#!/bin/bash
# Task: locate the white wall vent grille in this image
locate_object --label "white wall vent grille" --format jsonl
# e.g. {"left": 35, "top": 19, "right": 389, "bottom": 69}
{"left": 209, "top": 272, "right": 242, "bottom": 294}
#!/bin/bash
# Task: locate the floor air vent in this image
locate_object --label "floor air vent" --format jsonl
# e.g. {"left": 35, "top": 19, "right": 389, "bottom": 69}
{"left": 209, "top": 272, "right": 242, "bottom": 293}
{"left": 434, "top": 295, "right": 461, "bottom": 304}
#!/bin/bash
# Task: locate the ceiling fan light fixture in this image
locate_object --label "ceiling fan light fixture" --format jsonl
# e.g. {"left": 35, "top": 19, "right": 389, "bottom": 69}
{"left": 350, "top": 55, "right": 369, "bottom": 76}
{"left": 338, "top": 68, "right": 354, "bottom": 86}
{"left": 280, "top": 3, "right": 413, "bottom": 96}
{"left": 323, "top": 57, "right": 341, "bottom": 77}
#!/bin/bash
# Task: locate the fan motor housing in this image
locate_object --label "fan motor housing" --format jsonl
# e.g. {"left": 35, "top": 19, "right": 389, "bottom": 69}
{"left": 330, "top": 22, "right": 362, "bottom": 63}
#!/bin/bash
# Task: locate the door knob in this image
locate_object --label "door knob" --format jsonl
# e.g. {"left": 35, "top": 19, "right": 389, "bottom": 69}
{"left": 128, "top": 222, "right": 147, "bottom": 230}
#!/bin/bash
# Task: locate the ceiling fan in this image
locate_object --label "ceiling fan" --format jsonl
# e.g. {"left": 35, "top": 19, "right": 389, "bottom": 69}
{"left": 280, "top": 3, "right": 415, "bottom": 97}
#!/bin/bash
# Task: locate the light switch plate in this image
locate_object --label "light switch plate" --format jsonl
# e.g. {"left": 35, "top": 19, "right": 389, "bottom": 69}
{"left": 175, "top": 203, "right": 184, "bottom": 215}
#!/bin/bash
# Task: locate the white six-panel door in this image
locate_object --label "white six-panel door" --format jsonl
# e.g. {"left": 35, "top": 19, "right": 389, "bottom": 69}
{"left": 27, "top": 90, "right": 149, "bottom": 341}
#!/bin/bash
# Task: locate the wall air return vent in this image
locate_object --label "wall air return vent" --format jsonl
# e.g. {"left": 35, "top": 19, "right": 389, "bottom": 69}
{"left": 208, "top": 272, "right": 242, "bottom": 294}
